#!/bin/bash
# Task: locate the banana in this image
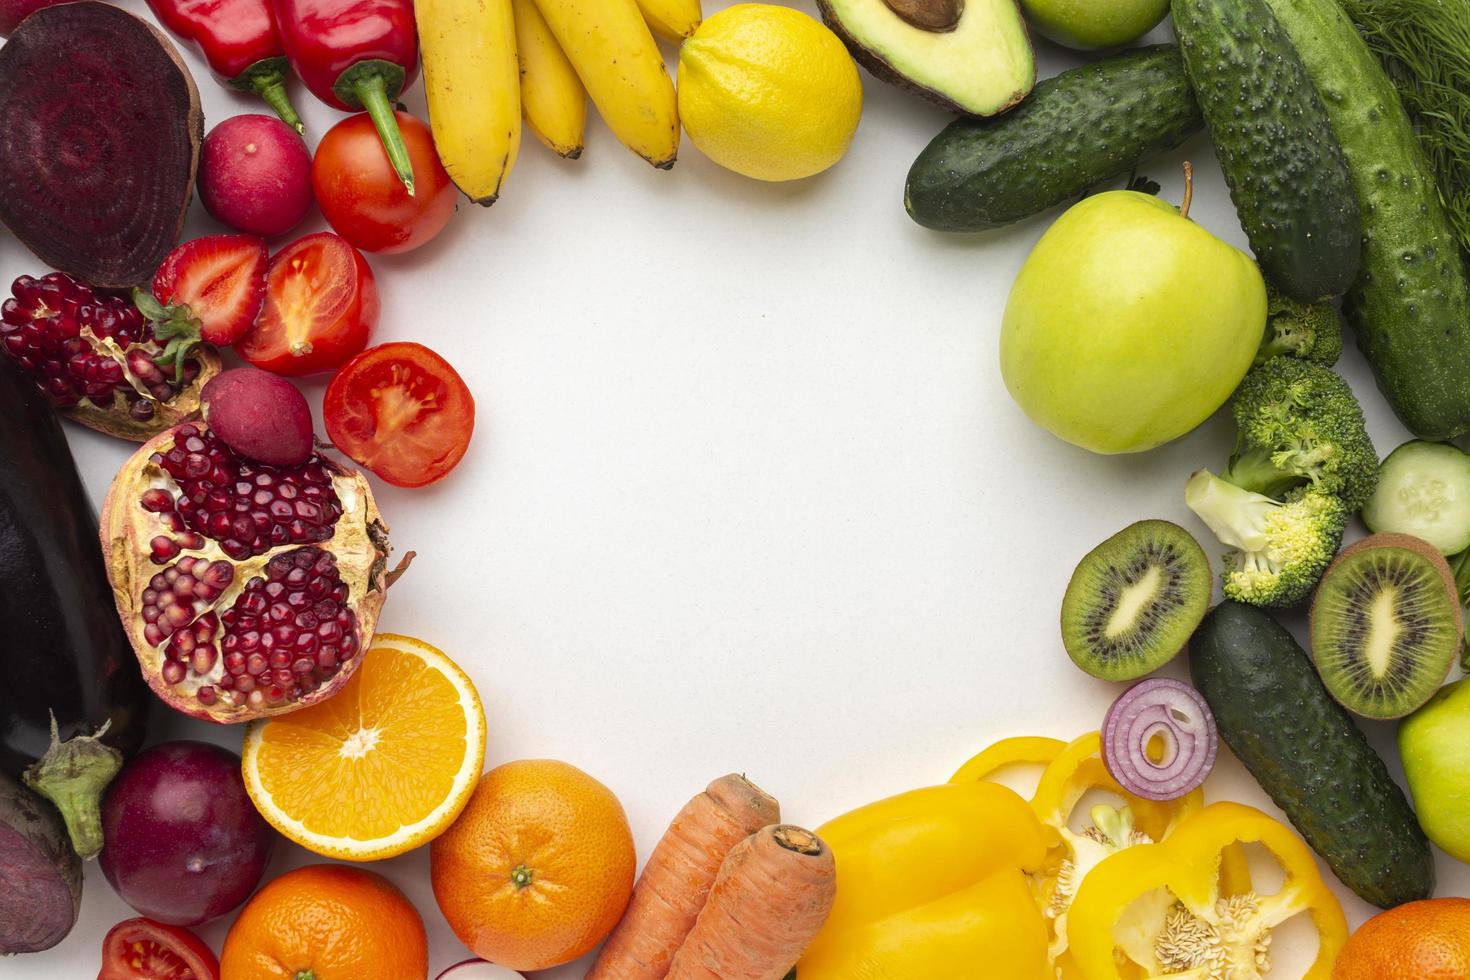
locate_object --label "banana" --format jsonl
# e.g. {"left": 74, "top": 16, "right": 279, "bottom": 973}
{"left": 635, "top": 0, "right": 701, "bottom": 41}
{"left": 530, "top": 0, "right": 679, "bottom": 168}
{"left": 416, "top": 0, "right": 521, "bottom": 204}
{"left": 513, "top": 0, "right": 588, "bottom": 159}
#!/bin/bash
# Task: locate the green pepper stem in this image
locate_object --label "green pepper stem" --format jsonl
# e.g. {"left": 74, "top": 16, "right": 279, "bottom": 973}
{"left": 250, "top": 70, "right": 305, "bottom": 134}
{"left": 21, "top": 715, "right": 123, "bottom": 860}
{"left": 355, "top": 74, "right": 415, "bottom": 196}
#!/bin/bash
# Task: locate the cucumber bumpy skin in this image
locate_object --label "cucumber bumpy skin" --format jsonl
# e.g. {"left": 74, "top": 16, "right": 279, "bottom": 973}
{"left": 904, "top": 45, "right": 1202, "bottom": 233}
{"left": 1191, "top": 601, "right": 1434, "bottom": 909}
{"left": 1172, "top": 0, "right": 1360, "bottom": 303}
{"left": 1263, "top": 0, "right": 1470, "bottom": 440}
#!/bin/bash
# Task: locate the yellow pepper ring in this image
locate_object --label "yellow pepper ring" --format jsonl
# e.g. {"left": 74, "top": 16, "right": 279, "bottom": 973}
{"left": 949, "top": 735, "right": 1067, "bottom": 786}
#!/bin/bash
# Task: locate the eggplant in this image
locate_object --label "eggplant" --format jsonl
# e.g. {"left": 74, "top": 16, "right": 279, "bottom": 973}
{"left": 0, "top": 770, "right": 81, "bottom": 953}
{"left": 0, "top": 359, "right": 148, "bottom": 858}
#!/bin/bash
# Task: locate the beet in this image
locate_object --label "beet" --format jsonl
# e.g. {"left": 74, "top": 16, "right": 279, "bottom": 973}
{"left": 201, "top": 366, "right": 314, "bottom": 466}
{"left": 199, "top": 115, "right": 314, "bottom": 238}
{"left": 0, "top": 2, "right": 202, "bottom": 287}
{"left": 0, "top": 771, "right": 81, "bottom": 954}
{"left": 100, "top": 741, "right": 275, "bottom": 926}
{"left": 0, "top": 0, "right": 65, "bottom": 35}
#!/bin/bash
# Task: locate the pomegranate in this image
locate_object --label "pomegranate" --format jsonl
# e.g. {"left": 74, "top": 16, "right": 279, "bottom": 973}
{"left": 102, "top": 421, "right": 404, "bottom": 723}
{"left": 0, "top": 272, "right": 219, "bottom": 440}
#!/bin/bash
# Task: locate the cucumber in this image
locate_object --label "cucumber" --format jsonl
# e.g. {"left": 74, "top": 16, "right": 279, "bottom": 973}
{"left": 1262, "top": 0, "right": 1470, "bottom": 440}
{"left": 1190, "top": 601, "right": 1434, "bottom": 908}
{"left": 1172, "top": 0, "right": 1360, "bottom": 303}
{"left": 904, "top": 45, "right": 1202, "bottom": 233}
{"left": 1362, "top": 440, "right": 1470, "bottom": 555}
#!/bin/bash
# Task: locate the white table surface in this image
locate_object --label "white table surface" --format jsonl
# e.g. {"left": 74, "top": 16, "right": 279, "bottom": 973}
{"left": 7, "top": 2, "right": 1467, "bottom": 975}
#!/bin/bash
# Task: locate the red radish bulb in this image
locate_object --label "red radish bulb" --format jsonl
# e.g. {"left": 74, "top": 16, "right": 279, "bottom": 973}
{"left": 0, "top": 0, "right": 65, "bottom": 35}
{"left": 99, "top": 741, "right": 275, "bottom": 926}
{"left": 437, "top": 961, "right": 526, "bottom": 979}
{"left": 201, "top": 367, "right": 314, "bottom": 466}
{"left": 199, "top": 115, "right": 313, "bottom": 238}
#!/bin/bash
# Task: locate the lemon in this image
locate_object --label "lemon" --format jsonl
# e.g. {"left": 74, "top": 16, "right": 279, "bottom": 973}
{"left": 678, "top": 4, "right": 863, "bottom": 182}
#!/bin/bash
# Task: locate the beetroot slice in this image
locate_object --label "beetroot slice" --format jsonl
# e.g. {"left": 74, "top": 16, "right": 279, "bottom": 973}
{"left": 0, "top": 2, "right": 202, "bottom": 288}
{"left": 0, "top": 770, "right": 81, "bottom": 954}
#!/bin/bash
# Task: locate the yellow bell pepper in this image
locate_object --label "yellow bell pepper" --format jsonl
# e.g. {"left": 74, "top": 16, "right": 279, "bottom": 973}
{"left": 1067, "top": 801, "right": 1348, "bottom": 980}
{"left": 797, "top": 780, "right": 1053, "bottom": 980}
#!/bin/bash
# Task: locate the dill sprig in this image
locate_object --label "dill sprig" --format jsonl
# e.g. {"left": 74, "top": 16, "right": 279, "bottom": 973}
{"left": 1339, "top": 0, "right": 1470, "bottom": 260}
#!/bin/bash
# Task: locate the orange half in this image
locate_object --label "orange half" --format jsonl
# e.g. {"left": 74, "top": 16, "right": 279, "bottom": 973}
{"left": 242, "top": 633, "right": 487, "bottom": 860}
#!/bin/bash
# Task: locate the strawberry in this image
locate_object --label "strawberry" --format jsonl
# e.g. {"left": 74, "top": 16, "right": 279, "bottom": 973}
{"left": 142, "top": 236, "right": 269, "bottom": 367}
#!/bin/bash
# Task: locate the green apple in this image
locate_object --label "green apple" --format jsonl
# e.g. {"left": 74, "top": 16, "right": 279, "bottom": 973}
{"left": 1000, "top": 189, "right": 1265, "bottom": 455}
{"left": 1400, "top": 677, "right": 1470, "bottom": 862}
{"left": 1021, "top": 0, "right": 1171, "bottom": 49}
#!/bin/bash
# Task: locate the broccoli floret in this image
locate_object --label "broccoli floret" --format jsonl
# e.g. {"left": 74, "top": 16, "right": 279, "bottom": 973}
{"left": 1185, "top": 469, "right": 1348, "bottom": 608}
{"left": 1221, "top": 358, "right": 1378, "bottom": 510}
{"left": 1255, "top": 284, "right": 1343, "bottom": 367}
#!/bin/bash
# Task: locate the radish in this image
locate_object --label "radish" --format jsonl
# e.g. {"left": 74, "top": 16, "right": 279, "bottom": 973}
{"left": 201, "top": 367, "right": 314, "bottom": 466}
{"left": 199, "top": 114, "right": 313, "bottom": 238}
{"left": 436, "top": 961, "right": 526, "bottom": 980}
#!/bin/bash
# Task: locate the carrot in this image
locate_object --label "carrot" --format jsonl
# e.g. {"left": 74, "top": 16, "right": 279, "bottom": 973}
{"left": 664, "top": 824, "right": 837, "bottom": 980}
{"left": 589, "top": 773, "right": 781, "bottom": 980}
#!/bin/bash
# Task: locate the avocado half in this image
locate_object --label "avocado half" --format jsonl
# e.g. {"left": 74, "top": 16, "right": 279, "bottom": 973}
{"left": 817, "top": 0, "right": 1035, "bottom": 115}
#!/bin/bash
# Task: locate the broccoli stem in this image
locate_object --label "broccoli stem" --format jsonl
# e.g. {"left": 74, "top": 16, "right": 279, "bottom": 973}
{"left": 1222, "top": 446, "right": 1305, "bottom": 499}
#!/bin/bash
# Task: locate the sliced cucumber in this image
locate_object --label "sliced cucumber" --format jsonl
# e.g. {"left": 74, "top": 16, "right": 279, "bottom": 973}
{"left": 1362, "top": 441, "right": 1470, "bottom": 555}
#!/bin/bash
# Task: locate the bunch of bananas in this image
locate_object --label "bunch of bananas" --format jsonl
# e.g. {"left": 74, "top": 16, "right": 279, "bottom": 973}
{"left": 415, "top": 0, "right": 697, "bottom": 203}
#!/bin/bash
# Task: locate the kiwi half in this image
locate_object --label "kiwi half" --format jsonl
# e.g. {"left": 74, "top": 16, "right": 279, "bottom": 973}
{"left": 1310, "top": 533, "right": 1464, "bottom": 720}
{"left": 1061, "top": 520, "right": 1212, "bottom": 681}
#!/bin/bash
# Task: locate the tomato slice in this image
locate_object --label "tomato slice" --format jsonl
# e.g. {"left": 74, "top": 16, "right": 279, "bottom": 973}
{"left": 324, "top": 342, "right": 475, "bottom": 488}
{"left": 237, "top": 231, "right": 378, "bottom": 377}
{"left": 99, "top": 918, "right": 219, "bottom": 980}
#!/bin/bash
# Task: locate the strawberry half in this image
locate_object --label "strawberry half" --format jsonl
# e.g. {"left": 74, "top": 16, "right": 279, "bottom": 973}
{"left": 146, "top": 234, "right": 269, "bottom": 349}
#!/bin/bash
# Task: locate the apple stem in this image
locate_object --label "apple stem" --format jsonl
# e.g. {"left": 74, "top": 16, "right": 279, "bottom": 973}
{"left": 1179, "top": 161, "right": 1194, "bottom": 221}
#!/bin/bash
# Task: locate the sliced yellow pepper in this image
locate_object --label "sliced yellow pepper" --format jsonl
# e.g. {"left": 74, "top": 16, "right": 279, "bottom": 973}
{"left": 797, "top": 780, "right": 1052, "bottom": 980}
{"left": 1067, "top": 801, "right": 1348, "bottom": 980}
{"left": 949, "top": 735, "right": 1068, "bottom": 786}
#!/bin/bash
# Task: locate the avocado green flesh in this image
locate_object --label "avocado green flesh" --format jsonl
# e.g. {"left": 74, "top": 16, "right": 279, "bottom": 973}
{"left": 1190, "top": 601, "right": 1434, "bottom": 909}
{"left": 818, "top": 0, "right": 1034, "bottom": 115}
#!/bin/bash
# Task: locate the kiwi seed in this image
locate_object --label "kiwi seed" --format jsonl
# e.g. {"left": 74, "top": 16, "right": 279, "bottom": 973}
{"left": 1310, "top": 532, "right": 1464, "bottom": 720}
{"left": 1061, "top": 519, "right": 1213, "bottom": 681}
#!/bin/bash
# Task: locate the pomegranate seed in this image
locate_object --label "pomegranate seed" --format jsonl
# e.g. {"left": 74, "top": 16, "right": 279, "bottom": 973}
{"left": 149, "top": 536, "right": 179, "bottom": 563}
{"left": 191, "top": 646, "right": 217, "bottom": 674}
{"left": 164, "top": 603, "right": 193, "bottom": 628}
{"left": 161, "top": 661, "right": 186, "bottom": 685}
{"left": 141, "top": 489, "right": 173, "bottom": 512}
{"left": 159, "top": 512, "right": 185, "bottom": 533}
{"left": 177, "top": 531, "right": 204, "bottom": 550}
{"left": 144, "top": 624, "right": 165, "bottom": 646}
{"left": 196, "top": 686, "right": 218, "bottom": 705}
{"left": 0, "top": 272, "right": 160, "bottom": 411}
{"left": 246, "top": 652, "right": 268, "bottom": 676}
{"left": 223, "top": 651, "right": 246, "bottom": 674}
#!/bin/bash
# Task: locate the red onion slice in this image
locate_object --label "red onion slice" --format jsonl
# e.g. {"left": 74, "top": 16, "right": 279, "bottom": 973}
{"left": 1102, "top": 677, "right": 1218, "bottom": 801}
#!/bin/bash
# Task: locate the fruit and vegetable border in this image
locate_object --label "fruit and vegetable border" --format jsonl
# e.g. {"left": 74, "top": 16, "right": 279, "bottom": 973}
{"left": 3, "top": 0, "right": 1470, "bottom": 975}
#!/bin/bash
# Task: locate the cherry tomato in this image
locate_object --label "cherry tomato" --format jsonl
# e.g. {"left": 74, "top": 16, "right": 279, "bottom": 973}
{"left": 324, "top": 342, "right": 475, "bottom": 488}
{"left": 237, "top": 232, "right": 378, "bottom": 376}
{"left": 99, "top": 917, "right": 219, "bottom": 980}
{"left": 312, "top": 111, "right": 456, "bottom": 254}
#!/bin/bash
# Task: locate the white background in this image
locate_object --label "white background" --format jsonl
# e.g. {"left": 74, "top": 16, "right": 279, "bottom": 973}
{"left": 7, "top": 1, "right": 1469, "bottom": 975}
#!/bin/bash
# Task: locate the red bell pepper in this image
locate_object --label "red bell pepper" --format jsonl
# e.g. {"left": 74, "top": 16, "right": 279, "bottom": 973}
{"left": 146, "top": 0, "right": 304, "bottom": 132}
{"left": 272, "top": 0, "right": 419, "bottom": 194}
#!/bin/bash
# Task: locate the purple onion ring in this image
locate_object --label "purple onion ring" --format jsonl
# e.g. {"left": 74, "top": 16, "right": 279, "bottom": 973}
{"left": 1102, "top": 677, "right": 1218, "bottom": 801}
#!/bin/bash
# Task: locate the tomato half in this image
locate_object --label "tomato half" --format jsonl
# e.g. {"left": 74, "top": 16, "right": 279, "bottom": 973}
{"left": 237, "top": 232, "right": 378, "bottom": 376}
{"left": 312, "top": 111, "right": 456, "bottom": 254}
{"left": 99, "top": 918, "right": 219, "bottom": 980}
{"left": 324, "top": 342, "right": 475, "bottom": 488}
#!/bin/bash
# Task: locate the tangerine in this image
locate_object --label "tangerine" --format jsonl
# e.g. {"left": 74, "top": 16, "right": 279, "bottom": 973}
{"left": 219, "top": 864, "right": 428, "bottom": 980}
{"left": 1334, "top": 898, "right": 1470, "bottom": 980}
{"left": 431, "top": 759, "right": 636, "bottom": 971}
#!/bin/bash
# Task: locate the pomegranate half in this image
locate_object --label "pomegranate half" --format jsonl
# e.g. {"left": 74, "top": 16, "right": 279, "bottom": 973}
{"left": 102, "top": 421, "right": 398, "bottom": 723}
{"left": 0, "top": 273, "right": 220, "bottom": 440}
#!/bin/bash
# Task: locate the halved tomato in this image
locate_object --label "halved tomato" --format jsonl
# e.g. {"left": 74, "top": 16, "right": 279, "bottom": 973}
{"left": 99, "top": 917, "right": 219, "bottom": 980}
{"left": 324, "top": 342, "right": 475, "bottom": 488}
{"left": 237, "top": 232, "right": 378, "bottom": 376}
